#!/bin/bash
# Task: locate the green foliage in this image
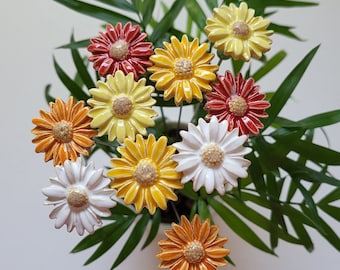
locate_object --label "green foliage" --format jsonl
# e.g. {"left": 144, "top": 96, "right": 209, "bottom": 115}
{"left": 46, "top": 0, "right": 340, "bottom": 268}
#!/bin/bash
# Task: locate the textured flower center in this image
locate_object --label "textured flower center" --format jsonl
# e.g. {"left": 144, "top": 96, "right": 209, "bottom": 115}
{"left": 109, "top": 39, "right": 129, "bottom": 60}
{"left": 183, "top": 240, "right": 205, "bottom": 264}
{"left": 174, "top": 58, "right": 193, "bottom": 78}
{"left": 67, "top": 186, "right": 89, "bottom": 209}
{"left": 228, "top": 95, "right": 248, "bottom": 116}
{"left": 53, "top": 121, "right": 73, "bottom": 143}
{"left": 112, "top": 96, "right": 133, "bottom": 118}
{"left": 201, "top": 143, "right": 224, "bottom": 168}
{"left": 134, "top": 160, "right": 158, "bottom": 186}
{"left": 232, "top": 21, "right": 250, "bottom": 38}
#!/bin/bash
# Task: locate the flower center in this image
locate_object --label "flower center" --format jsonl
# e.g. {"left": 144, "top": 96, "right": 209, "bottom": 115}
{"left": 174, "top": 58, "right": 193, "bottom": 78}
{"left": 67, "top": 186, "right": 89, "bottom": 209}
{"left": 228, "top": 95, "right": 248, "bottom": 116}
{"left": 201, "top": 143, "right": 224, "bottom": 168}
{"left": 232, "top": 21, "right": 250, "bottom": 39}
{"left": 183, "top": 240, "right": 205, "bottom": 264}
{"left": 109, "top": 39, "right": 129, "bottom": 60}
{"left": 134, "top": 160, "right": 158, "bottom": 186}
{"left": 53, "top": 121, "right": 73, "bottom": 143}
{"left": 112, "top": 96, "right": 133, "bottom": 118}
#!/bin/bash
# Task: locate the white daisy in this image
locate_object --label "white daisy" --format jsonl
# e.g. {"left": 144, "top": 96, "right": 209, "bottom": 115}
{"left": 42, "top": 158, "right": 116, "bottom": 235}
{"left": 172, "top": 116, "right": 251, "bottom": 195}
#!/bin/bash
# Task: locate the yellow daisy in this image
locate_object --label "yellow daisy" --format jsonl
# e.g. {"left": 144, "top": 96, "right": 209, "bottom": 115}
{"left": 107, "top": 134, "right": 183, "bottom": 214}
{"left": 148, "top": 35, "right": 218, "bottom": 106}
{"left": 87, "top": 70, "right": 158, "bottom": 143}
{"left": 157, "top": 214, "right": 230, "bottom": 270}
{"left": 205, "top": 2, "right": 273, "bottom": 61}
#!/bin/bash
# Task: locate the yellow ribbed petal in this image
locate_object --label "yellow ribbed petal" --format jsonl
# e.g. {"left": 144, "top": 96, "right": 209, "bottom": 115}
{"left": 150, "top": 185, "right": 167, "bottom": 210}
{"left": 150, "top": 54, "right": 173, "bottom": 67}
{"left": 124, "top": 183, "right": 140, "bottom": 204}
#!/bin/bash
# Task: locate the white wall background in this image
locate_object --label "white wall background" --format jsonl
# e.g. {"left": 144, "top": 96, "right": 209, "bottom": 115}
{"left": 0, "top": 0, "right": 339, "bottom": 269}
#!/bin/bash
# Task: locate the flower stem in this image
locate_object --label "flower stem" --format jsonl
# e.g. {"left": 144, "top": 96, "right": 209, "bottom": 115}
{"left": 177, "top": 103, "right": 183, "bottom": 132}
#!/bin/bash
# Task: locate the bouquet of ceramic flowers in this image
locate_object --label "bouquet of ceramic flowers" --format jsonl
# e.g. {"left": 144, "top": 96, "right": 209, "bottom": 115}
{"left": 31, "top": 0, "right": 340, "bottom": 269}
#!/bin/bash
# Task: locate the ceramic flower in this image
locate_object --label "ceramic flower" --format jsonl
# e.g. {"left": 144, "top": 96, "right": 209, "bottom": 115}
{"left": 87, "top": 70, "right": 158, "bottom": 143}
{"left": 157, "top": 214, "right": 230, "bottom": 270}
{"left": 205, "top": 2, "right": 273, "bottom": 61}
{"left": 204, "top": 71, "right": 270, "bottom": 135}
{"left": 148, "top": 35, "right": 218, "bottom": 106}
{"left": 42, "top": 158, "right": 116, "bottom": 235}
{"left": 172, "top": 116, "right": 251, "bottom": 195}
{"left": 88, "top": 22, "right": 153, "bottom": 79}
{"left": 107, "top": 134, "right": 183, "bottom": 215}
{"left": 32, "top": 96, "right": 97, "bottom": 166}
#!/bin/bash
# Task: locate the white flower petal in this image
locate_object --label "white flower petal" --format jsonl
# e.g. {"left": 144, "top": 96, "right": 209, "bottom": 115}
{"left": 42, "top": 186, "right": 66, "bottom": 201}
{"left": 204, "top": 169, "right": 215, "bottom": 194}
{"left": 54, "top": 204, "right": 71, "bottom": 229}
{"left": 90, "top": 195, "right": 116, "bottom": 208}
{"left": 43, "top": 158, "right": 116, "bottom": 235}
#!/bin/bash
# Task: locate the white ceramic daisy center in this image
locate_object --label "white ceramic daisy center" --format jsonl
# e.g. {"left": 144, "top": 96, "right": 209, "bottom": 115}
{"left": 201, "top": 143, "right": 224, "bottom": 168}
{"left": 112, "top": 96, "right": 133, "bottom": 118}
{"left": 109, "top": 39, "right": 129, "bottom": 60}
{"left": 183, "top": 240, "right": 205, "bottom": 264}
{"left": 174, "top": 58, "right": 193, "bottom": 78}
{"left": 232, "top": 21, "right": 250, "bottom": 39}
{"left": 134, "top": 160, "right": 158, "bottom": 186}
{"left": 67, "top": 186, "right": 89, "bottom": 209}
{"left": 228, "top": 95, "right": 248, "bottom": 116}
{"left": 53, "top": 120, "right": 73, "bottom": 143}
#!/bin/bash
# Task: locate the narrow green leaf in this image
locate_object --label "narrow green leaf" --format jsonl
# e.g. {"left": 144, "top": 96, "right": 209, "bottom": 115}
{"left": 269, "top": 23, "right": 302, "bottom": 40}
{"left": 44, "top": 84, "right": 55, "bottom": 104}
{"left": 112, "top": 211, "right": 151, "bottom": 269}
{"left": 209, "top": 197, "right": 275, "bottom": 255}
{"left": 149, "top": 0, "right": 186, "bottom": 43}
{"left": 281, "top": 110, "right": 340, "bottom": 129}
{"left": 281, "top": 157, "right": 340, "bottom": 187}
{"left": 318, "top": 188, "right": 340, "bottom": 205}
{"left": 290, "top": 178, "right": 325, "bottom": 233}
{"left": 53, "top": 56, "right": 90, "bottom": 101}
{"left": 222, "top": 195, "right": 301, "bottom": 245}
{"left": 96, "top": 0, "right": 138, "bottom": 12}
{"left": 246, "top": 151, "right": 266, "bottom": 198}
{"left": 71, "top": 219, "right": 126, "bottom": 253}
{"left": 252, "top": 50, "right": 287, "bottom": 81}
{"left": 232, "top": 58, "right": 244, "bottom": 75}
{"left": 318, "top": 204, "right": 340, "bottom": 222}
{"left": 302, "top": 206, "right": 340, "bottom": 251}
{"left": 264, "top": 0, "right": 318, "bottom": 7}
{"left": 108, "top": 201, "right": 137, "bottom": 217}
{"left": 263, "top": 45, "right": 320, "bottom": 129}
{"left": 57, "top": 38, "right": 90, "bottom": 49}
{"left": 197, "top": 199, "right": 213, "bottom": 222}
{"left": 84, "top": 217, "right": 135, "bottom": 265}
{"left": 141, "top": 0, "right": 155, "bottom": 27}
{"left": 276, "top": 138, "right": 340, "bottom": 165}
{"left": 185, "top": 0, "right": 207, "bottom": 32}
{"left": 289, "top": 217, "right": 314, "bottom": 251}
{"left": 204, "top": 0, "right": 218, "bottom": 9}
{"left": 70, "top": 34, "right": 96, "bottom": 89}
{"left": 142, "top": 209, "right": 161, "bottom": 249}
{"left": 54, "top": 0, "right": 138, "bottom": 25}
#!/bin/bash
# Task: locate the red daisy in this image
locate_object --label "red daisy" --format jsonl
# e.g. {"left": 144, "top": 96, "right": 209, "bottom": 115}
{"left": 204, "top": 71, "right": 270, "bottom": 135}
{"left": 87, "top": 22, "right": 153, "bottom": 79}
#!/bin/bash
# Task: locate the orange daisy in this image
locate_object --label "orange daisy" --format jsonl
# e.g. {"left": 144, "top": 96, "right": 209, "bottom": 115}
{"left": 32, "top": 96, "right": 97, "bottom": 166}
{"left": 157, "top": 214, "right": 230, "bottom": 270}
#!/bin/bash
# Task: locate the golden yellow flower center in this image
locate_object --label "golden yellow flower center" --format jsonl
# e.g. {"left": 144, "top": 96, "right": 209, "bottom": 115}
{"left": 67, "top": 186, "right": 89, "bottom": 209}
{"left": 53, "top": 121, "right": 73, "bottom": 143}
{"left": 183, "top": 240, "right": 205, "bottom": 264}
{"left": 109, "top": 39, "right": 129, "bottom": 60}
{"left": 112, "top": 96, "right": 133, "bottom": 118}
{"left": 174, "top": 58, "right": 193, "bottom": 78}
{"left": 232, "top": 21, "right": 250, "bottom": 39}
{"left": 228, "top": 95, "right": 248, "bottom": 116}
{"left": 201, "top": 143, "right": 224, "bottom": 168}
{"left": 134, "top": 160, "right": 158, "bottom": 186}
